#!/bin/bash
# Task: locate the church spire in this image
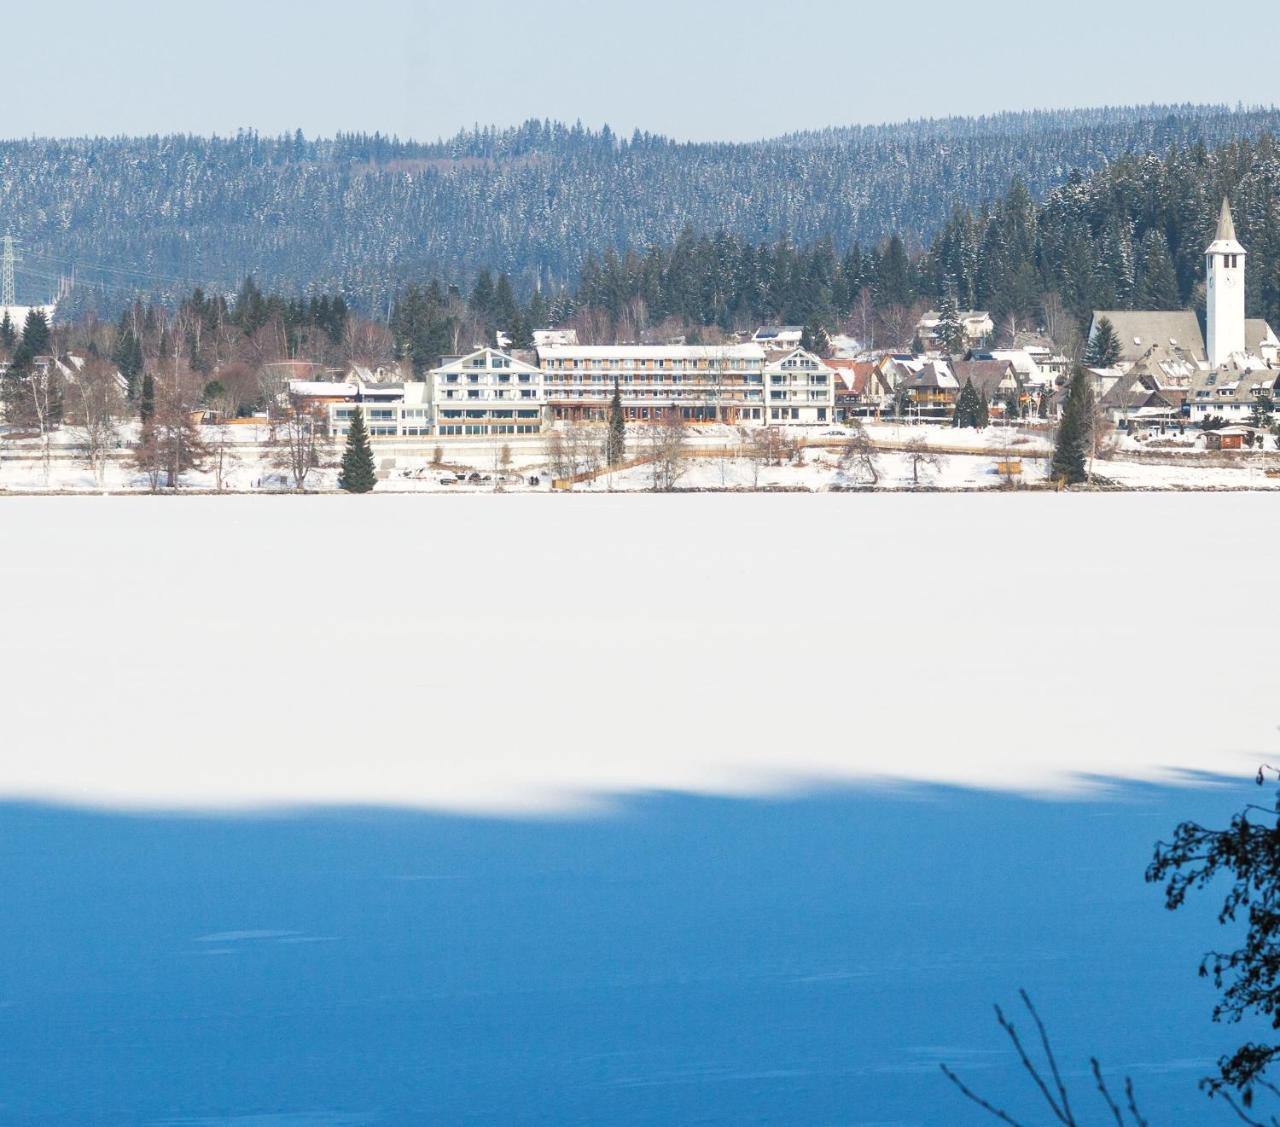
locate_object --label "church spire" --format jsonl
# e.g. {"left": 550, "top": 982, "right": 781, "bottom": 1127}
{"left": 1216, "top": 197, "right": 1237, "bottom": 244}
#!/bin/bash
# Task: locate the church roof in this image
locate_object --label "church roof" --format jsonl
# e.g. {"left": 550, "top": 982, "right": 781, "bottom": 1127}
{"left": 1245, "top": 319, "right": 1279, "bottom": 352}
{"left": 1091, "top": 310, "right": 1206, "bottom": 364}
{"left": 1217, "top": 198, "right": 1236, "bottom": 243}
{"left": 1206, "top": 198, "right": 1245, "bottom": 255}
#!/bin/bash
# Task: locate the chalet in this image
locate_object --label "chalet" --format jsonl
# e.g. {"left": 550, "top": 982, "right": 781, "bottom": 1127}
{"left": 894, "top": 358, "right": 960, "bottom": 420}
{"left": 828, "top": 358, "right": 893, "bottom": 420}
{"left": 952, "top": 359, "right": 1023, "bottom": 416}
{"left": 752, "top": 326, "right": 804, "bottom": 353}
{"left": 914, "top": 310, "right": 994, "bottom": 351}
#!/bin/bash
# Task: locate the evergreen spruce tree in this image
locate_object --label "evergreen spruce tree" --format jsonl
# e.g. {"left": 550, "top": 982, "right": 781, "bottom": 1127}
{"left": 21, "top": 308, "right": 50, "bottom": 356}
{"left": 935, "top": 294, "right": 967, "bottom": 355}
{"left": 800, "top": 320, "right": 832, "bottom": 358}
{"left": 339, "top": 406, "right": 377, "bottom": 493}
{"left": 1084, "top": 316, "right": 1121, "bottom": 368}
{"left": 0, "top": 311, "right": 15, "bottom": 350}
{"left": 953, "top": 378, "right": 984, "bottom": 428}
{"left": 139, "top": 374, "right": 155, "bottom": 423}
{"left": 1051, "top": 364, "right": 1095, "bottom": 485}
{"left": 606, "top": 379, "right": 626, "bottom": 466}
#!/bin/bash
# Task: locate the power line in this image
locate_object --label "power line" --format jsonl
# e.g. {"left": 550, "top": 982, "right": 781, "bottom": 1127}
{"left": 2, "top": 235, "right": 19, "bottom": 306}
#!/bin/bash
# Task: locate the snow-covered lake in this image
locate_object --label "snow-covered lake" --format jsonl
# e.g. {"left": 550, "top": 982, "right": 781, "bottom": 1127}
{"left": 0, "top": 494, "right": 1273, "bottom": 1123}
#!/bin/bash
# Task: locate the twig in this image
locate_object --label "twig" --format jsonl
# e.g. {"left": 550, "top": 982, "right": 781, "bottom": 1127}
{"left": 941, "top": 1063, "right": 1029, "bottom": 1127}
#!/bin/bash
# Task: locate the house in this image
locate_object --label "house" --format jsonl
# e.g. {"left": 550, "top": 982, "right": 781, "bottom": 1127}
{"left": 914, "top": 310, "right": 994, "bottom": 351}
{"left": 893, "top": 358, "right": 960, "bottom": 420}
{"left": 292, "top": 377, "right": 433, "bottom": 439}
{"left": 431, "top": 348, "right": 545, "bottom": 437}
{"left": 1098, "top": 370, "right": 1182, "bottom": 429}
{"left": 952, "top": 359, "right": 1023, "bottom": 416}
{"left": 828, "top": 359, "right": 892, "bottom": 420}
{"left": 762, "top": 349, "right": 836, "bottom": 425}
{"left": 1187, "top": 358, "right": 1276, "bottom": 424}
{"left": 752, "top": 326, "right": 804, "bottom": 353}
{"left": 536, "top": 343, "right": 769, "bottom": 424}
{"left": 533, "top": 329, "right": 579, "bottom": 349}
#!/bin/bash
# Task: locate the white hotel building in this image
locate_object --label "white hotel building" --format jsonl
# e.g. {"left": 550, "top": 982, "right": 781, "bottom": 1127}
{"left": 314, "top": 345, "right": 838, "bottom": 439}
{"left": 533, "top": 343, "right": 830, "bottom": 426}
{"left": 430, "top": 348, "right": 546, "bottom": 436}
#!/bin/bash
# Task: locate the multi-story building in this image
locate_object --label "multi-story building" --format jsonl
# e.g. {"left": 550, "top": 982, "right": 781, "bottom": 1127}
{"left": 430, "top": 348, "right": 545, "bottom": 436}
{"left": 763, "top": 349, "right": 836, "bottom": 424}
{"left": 326, "top": 383, "right": 433, "bottom": 438}
{"left": 536, "top": 344, "right": 773, "bottom": 424}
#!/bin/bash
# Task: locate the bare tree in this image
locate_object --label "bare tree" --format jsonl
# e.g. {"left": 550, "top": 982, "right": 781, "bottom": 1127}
{"left": 22, "top": 361, "right": 65, "bottom": 487}
{"left": 742, "top": 426, "right": 771, "bottom": 489}
{"left": 131, "top": 366, "right": 209, "bottom": 489}
{"left": 68, "top": 355, "right": 124, "bottom": 488}
{"left": 943, "top": 991, "right": 1149, "bottom": 1127}
{"left": 839, "top": 417, "right": 881, "bottom": 486}
{"left": 648, "top": 409, "right": 688, "bottom": 491}
{"left": 273, "top": 397, "right": 330, "bottom": 491}
{"left": 903, "top": 429, "right": 942, "bottom": 486}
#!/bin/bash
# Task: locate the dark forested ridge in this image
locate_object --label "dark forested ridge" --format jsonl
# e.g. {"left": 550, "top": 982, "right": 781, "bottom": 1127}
{"left": 7, "top": 104, "right": 1279, "bottom": 317}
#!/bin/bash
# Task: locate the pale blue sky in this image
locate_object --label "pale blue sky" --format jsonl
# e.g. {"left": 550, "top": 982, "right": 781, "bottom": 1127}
{"left": 7, "top": 0, "right": 1274, "bottom": 141}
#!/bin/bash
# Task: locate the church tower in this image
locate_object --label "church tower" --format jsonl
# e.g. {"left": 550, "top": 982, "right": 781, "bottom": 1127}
{"left": 1206, "top": 197, "right": 1246, "bottom": 367}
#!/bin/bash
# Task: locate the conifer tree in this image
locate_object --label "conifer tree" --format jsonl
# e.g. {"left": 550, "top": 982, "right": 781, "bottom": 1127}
{"left": 339, "top": 406, "right": 377, "bottom": 493}
{"left": 139, "top": 374, "right": 155, "bottom": 423}
{"left": 935, "top": 295, "right": 967, "bottom": 355}
{"left": 1051, "top": 364, "right": 1095, "bottom": 485}
{"left": 21, "top": 308, "right": 50, "bottom": 356}
{"left": 1084, "top": 316, "right": 1122, "bottom": 368}
{"left": 800, "top": 320, "right": 832, "bottom": 358}
{"left": 953, "top": 378, "right": 985, "bottom": 428}
{"left": 606, "top": 379, "right": 626, "bottom": 466}
{"left": 0, "top": 311, "right": 14, "bottom": 350}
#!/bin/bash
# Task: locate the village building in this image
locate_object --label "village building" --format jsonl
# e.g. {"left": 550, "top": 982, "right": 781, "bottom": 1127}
{"left": 430, "top": 348, "right": 545, "bottom": 437}
{"left": 914, "top": 309, "right": 994, "bottom": 351}
{"left": 536, "top": 343, "right": 771, "bottom": 424}
{"left": 752, "top": 326, "right": 804, "bottom": 353}
{"left": 828, "top": 358, "right": 893, "bottom": 420}
{"left": 763, "top": 349, "right": 836, "bottom": 424}
{"left": 893, "top": 358, "right": 960, "bottom": 421}
{"left": 952, "top": 358, "right": 1024, "bottom": 417}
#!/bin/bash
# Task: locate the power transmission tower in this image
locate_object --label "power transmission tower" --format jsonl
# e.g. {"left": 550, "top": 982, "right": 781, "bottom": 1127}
{"left": 1, "top": 234, "right": 18, "bottom": 307}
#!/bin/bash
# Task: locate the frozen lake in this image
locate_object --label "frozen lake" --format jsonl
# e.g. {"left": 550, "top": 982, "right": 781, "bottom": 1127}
{"left": 0, "top": 494, "right": 1274, "bottom": 1123}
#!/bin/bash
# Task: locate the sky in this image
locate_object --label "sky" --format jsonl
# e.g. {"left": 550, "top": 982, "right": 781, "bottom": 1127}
{"left": 6, "top": 0, "right": 1276, "bottom": 143}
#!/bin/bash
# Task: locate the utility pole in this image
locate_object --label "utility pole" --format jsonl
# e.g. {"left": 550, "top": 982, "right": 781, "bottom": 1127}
{"left": 1, "top": 235, "right": 18, "bottom": 307}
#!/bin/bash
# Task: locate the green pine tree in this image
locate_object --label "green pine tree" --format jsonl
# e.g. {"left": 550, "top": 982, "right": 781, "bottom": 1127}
{"left": 339, "top": 406, "right": 377, "bottom": 493}
{"left": 1085, "top": 316, "right": 1121, "bottom": 368}
{"left": 606, "top": 379, "right": 626, "bottom": 466}
{"left": 0, "top": 311, "right": 15, "bottom": 350}
{"left": 1051, "top": 364, "right": 1095, "bottom": 485}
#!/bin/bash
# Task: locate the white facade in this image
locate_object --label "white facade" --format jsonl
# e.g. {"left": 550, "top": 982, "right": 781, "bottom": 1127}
{"left": 1206, "top": 198, "right": 1247, "bottom": 367}
{"left": 329, "top": 384, "right": 433, "bottom": 438}
{"left": 431, "top": 348, "right": 545, "bottom": 437}
{"left": 763, "top": 349, "right": 836, "bottom": 424}
{"left": 537, "top": 344, "right": 770, "bottom": 424}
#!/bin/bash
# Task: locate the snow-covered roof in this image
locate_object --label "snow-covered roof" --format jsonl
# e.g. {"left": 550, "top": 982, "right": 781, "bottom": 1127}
{"left": 539, "top": 344, "right": 767, "bottom": 362}
{"left": 290, "top": 381, "right": 357, "bottom": 398}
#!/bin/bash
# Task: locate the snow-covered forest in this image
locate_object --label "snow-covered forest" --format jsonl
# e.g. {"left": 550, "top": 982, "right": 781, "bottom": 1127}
{"left": 9, "top": 104, "right": 1280, "bottom": 318}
